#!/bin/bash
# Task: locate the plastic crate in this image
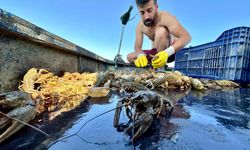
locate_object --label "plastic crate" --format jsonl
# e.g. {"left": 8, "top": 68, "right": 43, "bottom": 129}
{"left": 174, "top": 26, "right": 250, "bottom": 82}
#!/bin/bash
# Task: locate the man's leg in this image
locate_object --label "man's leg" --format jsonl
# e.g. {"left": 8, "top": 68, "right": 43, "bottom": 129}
{"left": 154, "top": 26, "right": 175, "bottom": 63}
{"left": 154, "top": 26, "right": 170, "bottom": 52}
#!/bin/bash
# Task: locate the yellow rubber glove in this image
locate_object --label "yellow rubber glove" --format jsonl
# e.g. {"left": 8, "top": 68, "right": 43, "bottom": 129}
{"left": 134, "top": 53, "right": 148, "bottom": 67}
{"left": 152, "top": 46, "right": 175, "bottom": 68}
{"left": 151, "top": 51, "right": 169, "bottom": 68}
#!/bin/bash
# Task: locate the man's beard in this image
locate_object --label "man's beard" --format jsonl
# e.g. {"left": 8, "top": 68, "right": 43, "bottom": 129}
{"left": 143, "top": 18, "right": 155, "bottom": 27}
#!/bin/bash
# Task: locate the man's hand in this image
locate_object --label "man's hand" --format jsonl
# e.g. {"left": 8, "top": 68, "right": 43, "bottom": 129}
{"left": 151, "top": 51, "right": 169, "bottom": 68}
{"left": 134, "top": 53, "right": 148, "bottom": 67}
{"left": 152, "top": 46, "right": 175, "bottom": 68}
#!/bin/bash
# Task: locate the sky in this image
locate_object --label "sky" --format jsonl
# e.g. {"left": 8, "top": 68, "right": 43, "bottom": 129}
{"left": 0, "top": 0, "right": 250, "bottom": 67}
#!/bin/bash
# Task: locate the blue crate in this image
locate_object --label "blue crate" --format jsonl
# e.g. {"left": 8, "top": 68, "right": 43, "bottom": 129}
{"left": 174, "top": 26, "right": 250, "bottom": 82}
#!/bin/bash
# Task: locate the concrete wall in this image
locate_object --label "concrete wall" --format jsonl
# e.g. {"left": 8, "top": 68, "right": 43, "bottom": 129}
{"left": 0, "top": 8, "right": 139, "bottom": 92}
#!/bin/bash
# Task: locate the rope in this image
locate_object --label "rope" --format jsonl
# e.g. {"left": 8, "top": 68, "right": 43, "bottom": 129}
{"left": 129, "top": 11, "right": 138, "bottom": 22}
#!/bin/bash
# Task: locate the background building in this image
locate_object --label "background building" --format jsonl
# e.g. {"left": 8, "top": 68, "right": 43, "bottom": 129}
{"left": 175, "top": 26, "right": 250, "bottom": 82}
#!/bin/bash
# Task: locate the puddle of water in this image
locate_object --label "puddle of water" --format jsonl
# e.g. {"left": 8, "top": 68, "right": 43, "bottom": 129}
{"left": 1, "top": 88, "right": 250, "bottom": 150}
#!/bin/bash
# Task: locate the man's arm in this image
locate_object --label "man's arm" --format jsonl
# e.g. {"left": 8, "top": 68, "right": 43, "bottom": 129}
{"left": 161, "top": 12, "right": 191, "bottom": 52}
{"left": 133, "top": 22, "right": 148, "bottom": 67}
{"left": 151, "top": 12, "right": 191, "bottom": 68}
{"left": 134, "top": 22, "right": 144, "bottom": 54}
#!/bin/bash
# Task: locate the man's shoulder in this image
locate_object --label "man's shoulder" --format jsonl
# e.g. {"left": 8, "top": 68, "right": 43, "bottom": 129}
{"left": 158, "top": 11, "right": 177, "bottom": 26}
{"left": 159, "top": 11, "right": 173, "bottom": 18}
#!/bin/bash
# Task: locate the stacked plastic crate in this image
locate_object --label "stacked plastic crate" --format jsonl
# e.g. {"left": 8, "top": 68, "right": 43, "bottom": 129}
{"left": 175, "top": 26, "right": 250, "bottom": 82}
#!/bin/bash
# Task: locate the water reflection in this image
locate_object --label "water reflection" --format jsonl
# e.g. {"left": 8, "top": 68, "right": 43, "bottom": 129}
{"left": 89, "top": 96, "right": 110, "bottom": 104}
{"left": 156, "top": 88, "right": 191, "bottom": 104}
{"left": 184, "top": 88, "right": 250, "bottom": 129}
{"left": 44, "top": 88, "right": 250, "bottom": 150}
{"left": 1, "top": 88, "right": 249, "bottom": 150}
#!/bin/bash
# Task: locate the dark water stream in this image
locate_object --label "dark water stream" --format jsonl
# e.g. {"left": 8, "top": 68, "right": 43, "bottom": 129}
{"left": 1, "top": 88, "right": 250, "bottom": 150}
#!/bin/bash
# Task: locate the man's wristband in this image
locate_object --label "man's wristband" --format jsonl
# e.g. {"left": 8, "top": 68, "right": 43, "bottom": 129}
{"left": 137, "top": 52, "right": 146, "bottom": 58}
{"left": 164, "top": 46, "right": 175, "bottom": 56}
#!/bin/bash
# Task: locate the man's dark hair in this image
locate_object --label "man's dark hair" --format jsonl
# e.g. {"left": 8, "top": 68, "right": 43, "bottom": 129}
{"left": 136, "top": 0, "right": 157, "bottom": 6}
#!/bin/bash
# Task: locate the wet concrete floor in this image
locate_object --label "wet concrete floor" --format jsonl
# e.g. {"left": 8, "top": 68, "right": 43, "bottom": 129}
{"left": 1, "top": 88, "right": 250, "bottom": 150}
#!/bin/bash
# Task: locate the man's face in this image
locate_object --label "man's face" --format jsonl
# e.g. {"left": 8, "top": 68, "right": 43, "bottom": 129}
{"left": 138, "top": 0, "right": 158, "bottom": 27}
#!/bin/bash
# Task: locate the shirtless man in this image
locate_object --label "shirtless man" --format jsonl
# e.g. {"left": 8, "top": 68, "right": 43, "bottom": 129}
{"left": 127, "top": 0, "right": 191, "bottom": 68}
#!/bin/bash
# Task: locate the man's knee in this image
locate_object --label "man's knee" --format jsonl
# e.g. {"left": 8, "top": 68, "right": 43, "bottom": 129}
{"left": 154, "top": 26, "right": 170, "bottom": 50}
{"left": 155, "top": 26, "right": 169, "bottom": 41}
